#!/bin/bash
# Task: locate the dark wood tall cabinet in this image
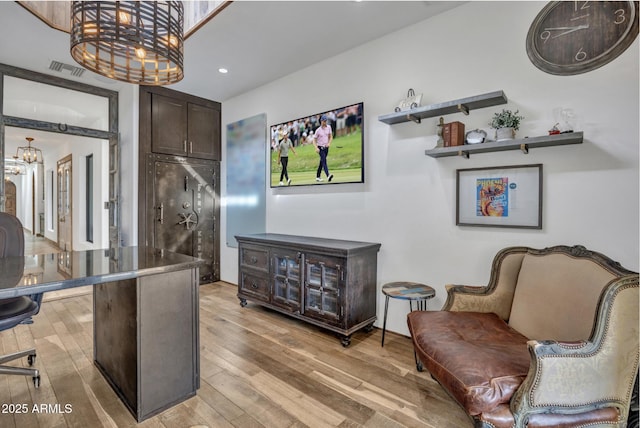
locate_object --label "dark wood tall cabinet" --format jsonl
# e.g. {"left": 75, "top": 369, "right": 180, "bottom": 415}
{"left": 139, "top": 86, "right": 221, "bottom": 283}
{"left": 151, "top": 93, "right": 221, "bottom": 160}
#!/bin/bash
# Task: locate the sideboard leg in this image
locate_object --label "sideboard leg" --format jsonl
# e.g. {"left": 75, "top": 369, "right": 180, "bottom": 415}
{"left": 340, "top": 335, "right": 351, "bottom": 347}
{"left": 239, "top": 298, "right": 247, "bottom": 307}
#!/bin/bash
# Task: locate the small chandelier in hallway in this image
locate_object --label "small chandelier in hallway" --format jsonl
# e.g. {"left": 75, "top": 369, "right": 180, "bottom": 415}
{"left": 14, "top": 137, "right": 43, "bottom": 164}
{"left": 70, "top": 1, "right": 184, "bottom": 85}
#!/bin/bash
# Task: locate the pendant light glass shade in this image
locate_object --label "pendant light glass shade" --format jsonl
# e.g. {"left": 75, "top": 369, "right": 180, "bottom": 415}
{"left": 70, "top": 1, "right": 184, "bottom": 85}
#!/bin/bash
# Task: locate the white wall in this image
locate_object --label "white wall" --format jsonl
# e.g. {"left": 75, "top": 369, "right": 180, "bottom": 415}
{"left": 219, "top": 2, "right": 639, "bottom": 337}
{"left": 41, "top": 137, "right": 109, "bottom": 251}
{"left": 70, "top": 139, "right": 109, "bottom": 251}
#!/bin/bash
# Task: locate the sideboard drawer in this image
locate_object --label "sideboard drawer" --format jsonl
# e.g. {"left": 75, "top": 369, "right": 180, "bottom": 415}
{"left": 239, "top": 271, "right": 270, "bottom": 302}
{"left": 240, "top": 246, "right": 269, "bottom": 271}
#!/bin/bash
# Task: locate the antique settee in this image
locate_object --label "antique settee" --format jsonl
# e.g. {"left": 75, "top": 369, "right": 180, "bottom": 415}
{"left": 407, "top": 245, "right": 639, "bottom": 428}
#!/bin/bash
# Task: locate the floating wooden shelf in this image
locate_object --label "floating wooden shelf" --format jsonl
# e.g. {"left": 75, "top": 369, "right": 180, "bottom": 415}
{"left": 378, "top": 90, "right": 508, "bottom": 125}
{"left": 424, "top": 132, "right": 584, "bottom": 159}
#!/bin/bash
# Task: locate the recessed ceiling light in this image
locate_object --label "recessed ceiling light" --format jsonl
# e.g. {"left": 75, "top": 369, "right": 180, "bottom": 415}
{"left": 218, "top": 68, "right": 228, "bottom": 74}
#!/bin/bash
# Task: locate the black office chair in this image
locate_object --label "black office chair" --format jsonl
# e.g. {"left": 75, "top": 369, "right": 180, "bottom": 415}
{"left": 0, "top": 212, "right": 41, "bottom": 387}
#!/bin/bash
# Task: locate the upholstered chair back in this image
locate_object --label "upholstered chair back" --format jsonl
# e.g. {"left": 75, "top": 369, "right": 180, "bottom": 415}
{"left": 0, "top": 212, "right": 24, "bottom": 258}
{"left": 508, "top": 251, "right": 618, "bottom": 341}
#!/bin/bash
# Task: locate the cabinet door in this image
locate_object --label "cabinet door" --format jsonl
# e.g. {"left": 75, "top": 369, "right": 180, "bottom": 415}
{"left": 303, "top": 254, "right": 342, "bottom": 325}
{"left": 151, "top": 93, "right": 188, "bottom": 156}
{"left": 271, "top": 249, "right": 302, "bottom": 313}
{"left": 187, "top": 103, "right": 220, "bottom": 160}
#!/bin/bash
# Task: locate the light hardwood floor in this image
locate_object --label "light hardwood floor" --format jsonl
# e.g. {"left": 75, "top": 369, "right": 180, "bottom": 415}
{"left": 23, "top": 233, "right": 92, "bottom": 302}
{"left": 0, "top": 279, "right": 472, "bottom": 428}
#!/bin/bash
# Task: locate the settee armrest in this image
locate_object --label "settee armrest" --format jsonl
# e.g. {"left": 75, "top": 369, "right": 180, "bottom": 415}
{"left": 510, "top": 276, "right": 639, "bottom": 427}
{"left": 442, "top": 247, "right": 529, "bottom": 320}
{"left": 442, "top": 284, "right": 501, "bottom": 313}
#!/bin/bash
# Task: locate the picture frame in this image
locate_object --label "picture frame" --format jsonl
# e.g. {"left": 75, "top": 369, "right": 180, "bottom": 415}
{"left": 456, "top": 164, "right": 542, "bottom": 229}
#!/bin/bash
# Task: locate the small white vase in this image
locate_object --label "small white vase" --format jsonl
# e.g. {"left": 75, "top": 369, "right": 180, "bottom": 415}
{"left": 496, "top": 127, "right": 515, "bottom": 141}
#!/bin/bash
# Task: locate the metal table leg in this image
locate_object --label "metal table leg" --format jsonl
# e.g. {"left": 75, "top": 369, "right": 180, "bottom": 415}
{"left": 381, "top": 295, "right": 390, "bottom": 346}
{"left": 410, "top": 298, "right": 426, "bottom": 371}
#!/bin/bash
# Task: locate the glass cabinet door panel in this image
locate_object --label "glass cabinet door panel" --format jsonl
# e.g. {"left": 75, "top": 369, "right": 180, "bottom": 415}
{"left": 306, "top": 288, "right": 321, "bottom": 311}
{"left": 307, "top": 262, "right": 339, "bottom": 290}
{"left": 307, "top": 263, "right": 322, "bottom": 287}
{"left": 289, "top": 285, "right": 300, "bottom": 302}
{"left": 274, "top": 277, "right": 301, "bottom": 301}
{"left": 275, "top": 256, "right": 300, "bottom": 277}
{"left": 322, "top": 294, "right": 338, "bottom": 316}
{"left": 274, "top": 277, "right": 287, "bottom": 299}
{"left": 304, "top": 287, "right": 339, "bottom": 320}
{"left": 323, "top": 265, "right": 339, "bottom": 290}
{"left": 303, "top": 254, "right": 342, "bottom": 323}
{"left": 272, "top": 250, "right": 302, "bottom": 312}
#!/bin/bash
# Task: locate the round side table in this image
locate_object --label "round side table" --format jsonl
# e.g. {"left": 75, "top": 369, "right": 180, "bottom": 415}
{"left": 381, "top": 282, "right": 435, "bottom": 347}
{"left": 382, "top": 281, "right": 436, "bottom": 346}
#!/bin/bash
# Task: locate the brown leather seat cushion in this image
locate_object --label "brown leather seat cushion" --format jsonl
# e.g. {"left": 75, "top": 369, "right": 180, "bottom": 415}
{"left": 407, "top": 311, "right": 530, "bottom": 415}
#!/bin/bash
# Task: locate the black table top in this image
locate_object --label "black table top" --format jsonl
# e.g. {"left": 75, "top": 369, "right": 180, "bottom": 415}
{"left": 0, "top": 246, "right": 203, "bottom": 299}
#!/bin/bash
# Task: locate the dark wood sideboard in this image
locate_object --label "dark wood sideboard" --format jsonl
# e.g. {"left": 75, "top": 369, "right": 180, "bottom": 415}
{"left": 236, "top": 234, "right": 381, "bottom": 346}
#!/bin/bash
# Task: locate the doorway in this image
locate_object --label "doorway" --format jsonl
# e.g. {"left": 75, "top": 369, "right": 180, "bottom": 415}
{"left": 57, "top": 155, "right": 72, "bottom": 251}
{"left": 1, "top": 63, "right": 120, "bottom": 250}
{"left": 5, "top": 180, "right": 16, "bottom": 217}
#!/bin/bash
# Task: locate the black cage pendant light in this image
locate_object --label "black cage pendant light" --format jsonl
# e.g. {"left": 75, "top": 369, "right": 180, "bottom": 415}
{"left": 70, "top": 1, "right": 184, "bottom": 85}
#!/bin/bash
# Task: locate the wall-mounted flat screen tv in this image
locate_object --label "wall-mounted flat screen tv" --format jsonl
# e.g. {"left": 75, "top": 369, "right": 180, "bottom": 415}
{"left": 270, "top": 102, "right": 364, "bottom": 188}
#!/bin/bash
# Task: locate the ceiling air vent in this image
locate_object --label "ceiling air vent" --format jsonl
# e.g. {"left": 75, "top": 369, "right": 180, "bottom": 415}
{"left": 49, "top": 60, "right": 85, "bottom": 77}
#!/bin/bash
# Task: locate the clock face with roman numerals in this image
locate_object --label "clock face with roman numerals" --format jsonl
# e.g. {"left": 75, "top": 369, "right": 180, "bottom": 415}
{"left": 526, "top": 1, "right": 639, "bottom": 75}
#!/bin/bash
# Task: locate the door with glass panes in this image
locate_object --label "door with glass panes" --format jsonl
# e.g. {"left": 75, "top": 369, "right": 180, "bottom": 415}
{"left": 57, "top": 154, "right": 73, "bottom": 251}
{"left": 271, "top": 249, "right": 302, "bottom": 313}
{"left": 304, "top": 254, "right": 342, "bottom": 325}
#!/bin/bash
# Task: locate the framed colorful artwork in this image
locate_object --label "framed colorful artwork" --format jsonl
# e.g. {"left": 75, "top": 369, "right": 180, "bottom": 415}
{"left": 456, "top": 164, "right": 542, "bottom": 229}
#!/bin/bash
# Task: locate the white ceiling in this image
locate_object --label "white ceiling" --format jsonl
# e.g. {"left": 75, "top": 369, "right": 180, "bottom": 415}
{"left": 0, "top": 1, "right": 462, "bottom": 155}
{"left": 172, "top": 1, "right": 463, "bottom": 101}
{"left": 0, "top": 1, "right": 462, "bottom": 100}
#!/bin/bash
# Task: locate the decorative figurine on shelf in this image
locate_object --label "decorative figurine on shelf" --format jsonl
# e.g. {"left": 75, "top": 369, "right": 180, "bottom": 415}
{"left": 436, "top": 117, "right": 445, "bottom": 147}
{"left": 548, "top": 123, "right": 561, "bottom": 135}
{"left": 394, "top": 88, "right": 423, "bottom": 112}
{"left": 553, "top": 107, "right": 575, "bottom": 133}
{"left": 465, "top": 129, "right": 487, "bottom": 144}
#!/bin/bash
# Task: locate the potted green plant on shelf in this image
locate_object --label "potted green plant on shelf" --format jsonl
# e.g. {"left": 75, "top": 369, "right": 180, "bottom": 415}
{"left": 489, "top": 109, "right": 524, "bottom": 141}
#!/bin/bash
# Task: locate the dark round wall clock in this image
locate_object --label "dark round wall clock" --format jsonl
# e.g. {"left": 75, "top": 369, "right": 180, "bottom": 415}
{"left": 526, "top": 1, "right": 639, "bottom": 75}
